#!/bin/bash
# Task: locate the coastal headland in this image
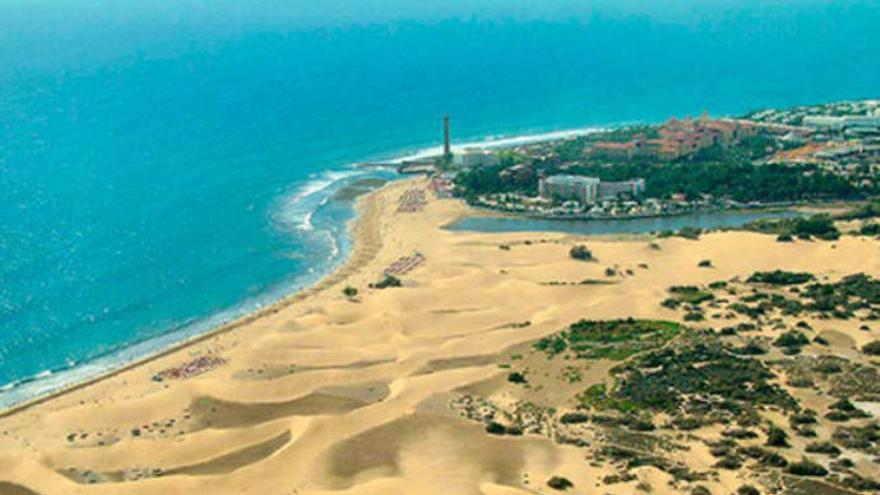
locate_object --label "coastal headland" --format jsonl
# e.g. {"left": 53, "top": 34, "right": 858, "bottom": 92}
{"left": 1, "top": 176, "right": 880, "bottom": 495}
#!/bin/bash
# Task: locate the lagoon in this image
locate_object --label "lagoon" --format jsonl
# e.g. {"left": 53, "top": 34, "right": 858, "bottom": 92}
{"left": 447, "top": 210, "right": 801, "bottom": 236}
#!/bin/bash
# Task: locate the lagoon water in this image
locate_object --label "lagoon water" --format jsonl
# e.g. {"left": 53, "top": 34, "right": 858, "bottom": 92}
{"left": 447, "top": 211, "right": 801, "bottom": 236}
{"left": 1, "top": 0, "right": 879, "bottom": 406}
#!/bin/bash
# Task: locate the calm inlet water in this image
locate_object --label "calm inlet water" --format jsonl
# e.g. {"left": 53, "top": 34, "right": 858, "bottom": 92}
{"left": 2, "top": 0, "right": 879, "bottom": 406}
{"left": 447, "top": 211, "right": 801, "bottom": 236}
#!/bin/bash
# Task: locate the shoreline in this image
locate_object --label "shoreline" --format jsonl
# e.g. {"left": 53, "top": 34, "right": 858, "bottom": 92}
{"left": 0, "top": 177, "right": 402, "bottom": 419}
{"left": 0, "top": 123, "right": 612, "bottom": 412}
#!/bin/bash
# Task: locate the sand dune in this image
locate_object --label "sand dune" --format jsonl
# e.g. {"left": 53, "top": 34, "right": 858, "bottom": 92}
{"left": 1, "top": 178, "right": 879, "bottom": 494}
{"left": 0, "top": 482, "right": 41, "bottom": 495}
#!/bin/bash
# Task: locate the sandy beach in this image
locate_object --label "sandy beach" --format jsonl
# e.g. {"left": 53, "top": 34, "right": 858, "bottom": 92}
{"left": 1, "top": 177, "right": 879, "bottom": 495}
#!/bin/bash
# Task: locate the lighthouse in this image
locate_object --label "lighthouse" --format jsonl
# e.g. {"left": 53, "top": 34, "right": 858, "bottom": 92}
{"left": 443, "top": 115, "right": 451, "bottom": 159}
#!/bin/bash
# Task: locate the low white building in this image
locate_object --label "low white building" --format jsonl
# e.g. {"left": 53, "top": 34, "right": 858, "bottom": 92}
{"left": 539, "top": 175, "right": 600, "bottom": 204}
{"left": 803, "top": 116, "right": 847, "bottom": 132}
{"left": 598, "top": 178, "right": 646, "bottom": 201}
{"left": 804, "top": 115, "right": 880, "bottom": 133}
{"left": 453, "top": 148, "right": 500, "bottom": 169}
{"left": 539, "top": 175, "right": 646, "bottom": 205}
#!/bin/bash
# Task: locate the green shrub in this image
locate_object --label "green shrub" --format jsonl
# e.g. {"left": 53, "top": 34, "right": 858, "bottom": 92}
{"left": 661, "top": 298, "right": 681, "bottom": 309}
{"left": 715, "top": 455, "right": 743, "bottom": 469}
{"left": 559, "top": 412, "right": 589, "bottom": 424}
{"left": 485, "top": 422, "right": 506, "bottom": 435}
{"left": 862, "top": 340, "right": 880, "bottom": 355}
{"left": 747, "top": 270, "right": 814, "bottom": 285}
{"left": 825, "top": 410, "right": 851, "bottom": 422}
{"left": 371, "top": 275, "right": 402, "bottom": 289}
{"left": 547, "top": 476, "right": 574, "bottom": 491}
{"left": 672, "top": 416, "right": 704, "bottom": 431}
{"left": 860, "top": 222, "right": 880, "bottom": 236}
{"left": 766, "top": 425, "right": 790, "bottom": 447}
{"left": 830, "top": 399, "right": 857, "bottom": 411}
{"left": 773, "top": 330, "right": 809, "bottom": 349}
{"left": 668, "top": 286, "right": 715, "bottom": 305}
{"left": 841, "top": 474, "right": 880, "bottom": 491}
{"left": 569, "top": 245, "right": 595, "bottom": 261}
{"left": 730, "top": 340, "right": 768, "bottom": 356}
{"left": 787, "top": 458, "right": 828, "bottom": 477}
{"left": 683, "top": 311, "right": 705, "bottom": 321}
{"left": 790, "top": 412, "right": 818, "bottom": 425}
{"left": 677, "top": 227, "right": 703, "bottom": 240}
{"left": 805, "top": 441, "right": 841, "bottom": 456}
{"left": 737, "top": 485, "right": 760, "bottom": 495}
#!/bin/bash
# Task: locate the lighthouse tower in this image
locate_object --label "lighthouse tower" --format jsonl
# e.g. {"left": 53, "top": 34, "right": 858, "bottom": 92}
{"left": 443, "top": 115, "right": 451, "bottom": 159}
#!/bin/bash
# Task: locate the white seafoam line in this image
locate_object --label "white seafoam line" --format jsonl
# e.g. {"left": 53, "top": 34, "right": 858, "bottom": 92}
{"left": 0, "top": 170, "right": 371, "bottom": 410}
{"left": 388, "top": 125, "right": 609, "bottom": 164}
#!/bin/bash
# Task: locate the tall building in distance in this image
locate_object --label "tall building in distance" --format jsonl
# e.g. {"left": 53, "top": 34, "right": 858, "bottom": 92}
{"left": 452, "top": 148, "right": 500, "bottom": 169}
{"left": 443, "top": 115, "right": 451, "bottom": 158}
{"left": 598, "top": 178, "right": 646, "bottom": 201}
{"left": 539, "top": 175, "right": 645, "bottom": 204}
{"left": 538, "top": 175, "right": 600, "bottom": 204}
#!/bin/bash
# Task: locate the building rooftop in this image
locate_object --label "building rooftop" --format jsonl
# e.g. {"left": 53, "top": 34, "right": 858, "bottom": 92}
{"left": 544, "top": 175, "right": 600, "bottom": 185}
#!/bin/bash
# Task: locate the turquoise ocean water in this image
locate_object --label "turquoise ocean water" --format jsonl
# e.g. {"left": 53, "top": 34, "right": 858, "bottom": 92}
{"left": 1, "top": 0, "right": 879, "bottom": 407}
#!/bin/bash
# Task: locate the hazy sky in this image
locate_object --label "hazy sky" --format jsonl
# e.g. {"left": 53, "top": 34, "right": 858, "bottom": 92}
{"left": 1, "top": 0, "right": 877, "bottom": 83}
{"left": 2, "top": 0, "right": 875, "bottom": 30}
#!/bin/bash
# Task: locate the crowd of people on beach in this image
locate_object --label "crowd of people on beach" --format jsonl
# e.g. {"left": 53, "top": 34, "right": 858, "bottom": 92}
{"left": 383, "top": 252, "right": 425, "bottom": 276}
{"left": 151, "top": 354, "right": 227, "bottom": 382}
{"left": 397, "top": 188, "right": 427, "bottom": 213}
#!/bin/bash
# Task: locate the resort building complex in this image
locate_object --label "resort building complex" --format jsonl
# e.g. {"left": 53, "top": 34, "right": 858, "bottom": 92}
{"left": 588, "top": 114, "right": 758, "bottom": 161}
{"left": 803, "top": 114, "right": 880, "bottom": 135}
{"left": 539, "top": 175, "right": 645, "bottom": 204}
{"left": 453, "top": 147, "right": 501, "bottom": 169}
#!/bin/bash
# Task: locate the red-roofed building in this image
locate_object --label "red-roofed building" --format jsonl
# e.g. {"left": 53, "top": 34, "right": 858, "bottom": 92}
{"left": 588, "top": 141, "right": 636, "bottom": 160}
{"left": 587, "top": 114, "right": 758, "bottom": 162}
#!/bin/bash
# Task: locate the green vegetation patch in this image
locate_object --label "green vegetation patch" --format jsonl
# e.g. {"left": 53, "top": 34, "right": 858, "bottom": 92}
{"left": 578, "top": 383, "right": 638, "bottom": 413}
{"left": 784, "top": 477, "right": 862, "bottom": 495}
{"left": 802, "top": 273, "right": 880, "bottom": 318}
{"left": 688, "top": 272, "right": 880, "bottom": 322}
{"left": 858, "top": 222, "right": 880, "bottom": 237}
{"left": 569, "top": 244, "right": 595, "bottom": 261}
{"left": 829, "top": 364, "right": 880, "bottom": 400}
{"left": 547, "top": 476, "right": 574, "bottom": 491}
{"left": 748, "top": 270, "right": 815, "bottom": 286}
{"left": 668, "top": 285, "right": 716, "bottom": 305}
{"left": 612, "top": 339, "right": 797, "bottom": 415}
{"left": 534, "top": 319, "right": 682, "bottom": 361}
{"left": 370, "top": 274, "right": 402, "bottom": 289}
{"left": 743, "top": 214, "right": 841, "bottom": 241}
{"left": 835, "top": 201, "right": 880, "bottom": 221}
{"left": 832, "top": 423, "right": 880, "bottom": 451}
